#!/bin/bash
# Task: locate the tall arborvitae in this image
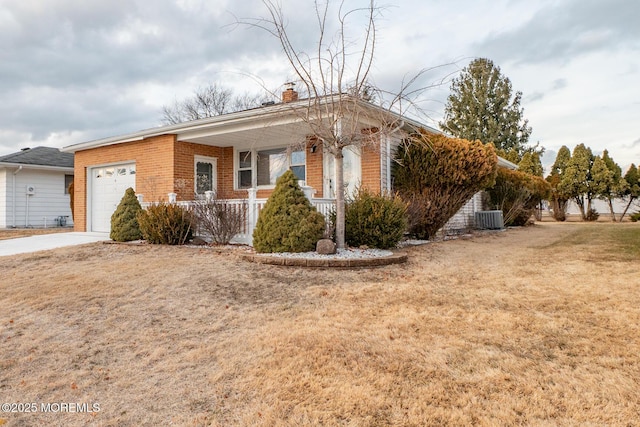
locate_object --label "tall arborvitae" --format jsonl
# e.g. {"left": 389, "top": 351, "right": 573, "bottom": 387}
{"left": 546, "top": 146, "right": 572, "bottom": 221}
{"left": 110, "top": 187, "right": 143, "bottom": 242}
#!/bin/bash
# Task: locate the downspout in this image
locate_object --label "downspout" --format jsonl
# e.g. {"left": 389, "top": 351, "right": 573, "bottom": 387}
{"left": 12, "top": 166, "right": 23, "bottom": 228}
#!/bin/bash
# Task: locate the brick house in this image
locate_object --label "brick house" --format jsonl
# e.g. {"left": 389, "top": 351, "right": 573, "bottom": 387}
{"left": 62, "top": 88, "right": 514, "bottom": 240}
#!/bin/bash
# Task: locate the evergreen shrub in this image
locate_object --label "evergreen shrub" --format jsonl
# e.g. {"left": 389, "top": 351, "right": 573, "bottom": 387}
{"left": 345, "top": 188, "right": 407, "bottom": 249}
{"left": 585, "top": 208, "right": 600, "bottom": 222}
{"left": 137, "top": 202, "right": 193, "bottom": 245}
{"left": 110, "top": 187, "right": 142, "bottom": 242}
{"left": 253, "top": 170, "right": 325, "bottom": 253}
{"left": 630, "top": 211, "right": 640, "bottom": 222}
{"left": 393, "top": 131, "right": 498, "bottom": 239}
{"left": 488, "top": 168, "right": 550, "bottom": 226}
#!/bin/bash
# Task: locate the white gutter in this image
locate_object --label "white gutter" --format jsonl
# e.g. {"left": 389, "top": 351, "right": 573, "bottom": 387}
{"left": 12, "top": 166, "right": 22, "bottom": 228}
{"left": 497, "top": 157, "right": 519, "bottom": 170}
{"left": 0, "top": 162, "right": 74, "bottom": 173}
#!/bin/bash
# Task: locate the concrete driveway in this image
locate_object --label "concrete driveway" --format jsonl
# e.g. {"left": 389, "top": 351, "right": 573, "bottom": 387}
{"left": 0, "top": 232, "right": 109, "bottom": 257}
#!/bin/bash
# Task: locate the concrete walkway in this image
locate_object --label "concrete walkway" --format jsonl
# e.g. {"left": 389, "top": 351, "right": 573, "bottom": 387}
{"left": 0, "top": 232, "right": 109, "bottom": 257}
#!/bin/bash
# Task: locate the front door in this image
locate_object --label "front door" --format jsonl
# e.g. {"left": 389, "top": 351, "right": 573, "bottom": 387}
{"left": 194, "top": 156, "right": 218, "bottom": 196}
{"left": 323, "top": 146, "right": 362, "bottom": 199}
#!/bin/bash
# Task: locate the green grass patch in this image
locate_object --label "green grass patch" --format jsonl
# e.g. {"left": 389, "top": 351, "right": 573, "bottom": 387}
{"left": 607, "top": 226, "right": 640, "bottom": 258}
{"left": 545, "top": 224, "right": 640, "bottom": 260}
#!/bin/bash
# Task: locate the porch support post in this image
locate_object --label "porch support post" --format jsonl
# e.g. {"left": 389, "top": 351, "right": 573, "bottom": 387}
{"left": 247, "top": 188, "right": 257, "bottom": 246}
{"left": 301, "top": 185, "right": 315, "bottom": 202}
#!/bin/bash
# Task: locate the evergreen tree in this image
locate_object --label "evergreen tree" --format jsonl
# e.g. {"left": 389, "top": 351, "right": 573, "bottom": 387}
{"left": 546, "top": 146, "right": 572, "bottom": 221}
{"left": 620, "top": 164, "right": 640, "bottom": 221}
{"left": 517, "top": 151, "right": 545, "bottom": 219}
{"left": 392, "top": 131, "right": 498, "bottom": 239}
{"left": 558, "top": 144, "right": 596, "bottom": 220}
{"left": 252, "top": 170, "right": 325, "bottom": 253}
{"left": 440, "top": 58, "right": 532, "bottom": 156}
{"left": 518, "top": 151, "right": 544, "bottom": 177}
{"left": 110, "top": 187, "right": 143, "bottom": 241}
{"left": 593, "top": 150, "right": 626, "bottom": 221}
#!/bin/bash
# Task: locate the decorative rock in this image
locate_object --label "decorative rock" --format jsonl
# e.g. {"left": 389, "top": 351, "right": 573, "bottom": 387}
{"left": 190, "top": 236, "right": 209, "bottom": 246}
{"left": 316, "top": 239, "right": 337, "bottom": 255}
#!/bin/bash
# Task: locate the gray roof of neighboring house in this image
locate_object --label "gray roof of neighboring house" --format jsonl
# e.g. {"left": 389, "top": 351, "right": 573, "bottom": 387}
{"left": 0, "top": 146, "right": 74, "bottom": 168}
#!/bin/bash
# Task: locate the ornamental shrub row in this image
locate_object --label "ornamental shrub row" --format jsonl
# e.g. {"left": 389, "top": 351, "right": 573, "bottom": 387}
{"left": 109, "top": 179, "right": 407, "bottom": 250}
{"left": 109, "top": 188, "right": 194, "bottom": 245}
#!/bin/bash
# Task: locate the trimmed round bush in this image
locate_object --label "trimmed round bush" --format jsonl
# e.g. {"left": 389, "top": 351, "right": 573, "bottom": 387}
{"left": 345, "top": 188, "right": 407, "bottom": 249}
{"left": 110, "top": 187, "right": 142, "bottom": 242}
{"left": 253, "top": 170, "right": 325, "bottom": 253}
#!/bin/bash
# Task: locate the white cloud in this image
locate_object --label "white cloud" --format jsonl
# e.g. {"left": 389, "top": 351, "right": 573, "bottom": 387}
{"left": 0, "top": 0, "right": 638, "bottom": 172}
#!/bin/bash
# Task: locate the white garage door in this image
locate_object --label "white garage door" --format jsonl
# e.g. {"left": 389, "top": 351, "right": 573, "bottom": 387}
{"left": 91, "top": 164, "right": 136, "bottom": 233}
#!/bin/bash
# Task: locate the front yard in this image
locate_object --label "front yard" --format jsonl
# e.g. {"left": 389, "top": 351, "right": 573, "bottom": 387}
{"left": 1, "top": 223, "right": 639, "bottom": 426}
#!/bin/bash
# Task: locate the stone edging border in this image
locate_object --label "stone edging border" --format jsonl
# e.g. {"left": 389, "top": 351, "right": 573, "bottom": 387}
{"left": 240, "top": 251, "right": 408, "bottom": 267}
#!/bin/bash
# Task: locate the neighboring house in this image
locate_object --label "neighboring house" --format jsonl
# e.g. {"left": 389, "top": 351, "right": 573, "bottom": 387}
{"left": 565, "top": 198, "right": 633, "bottom": 217}
{"left": 62, "top": 87, "right": 514, "bottom": 241}
{"left": 0, "top": 146, "right": 74, "bottom": 228}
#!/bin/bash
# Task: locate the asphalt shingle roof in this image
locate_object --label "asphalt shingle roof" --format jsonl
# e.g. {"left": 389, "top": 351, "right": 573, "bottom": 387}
{"left": 0, "top": 146, "right": 74, "bottom": 168}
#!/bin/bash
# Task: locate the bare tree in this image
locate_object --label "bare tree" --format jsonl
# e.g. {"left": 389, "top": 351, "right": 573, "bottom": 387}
{"left": 191, "top": 196, "right": 247, "bottom": 245}
{"left": 162, "top": 83, "right": 263, "bottom": 125}
{"left": 240, "top": 0, "right": 440, "bottom": 248}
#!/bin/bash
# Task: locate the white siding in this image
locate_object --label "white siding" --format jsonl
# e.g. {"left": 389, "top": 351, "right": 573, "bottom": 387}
{"left": 0, "top": 169, "right": 7, "bottom": 228}
{"left": 442, "top": 191, "right": 484, "bottom": 234}
{"left": 8, "top": 169, "right": 73, "bottom": 228}
{"left": 566, "top": 198, "right": 632, "bottom": 216}
{"left": 381, "top": 135, "right": 402, "bottom": 193}
{"left": 386, "top": 135, "right": 403, "bottom": 193}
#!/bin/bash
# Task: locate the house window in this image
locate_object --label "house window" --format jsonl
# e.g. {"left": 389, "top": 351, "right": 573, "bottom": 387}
{"left": 64, "top": 174, "right": 74, "bottom": 194}
{"left": 194, "top": 156, "right": 217, "bottom": 195}
{"left": 238, "top": 151, "right": 252, "bottom": 189}
{"left": 257, "top": 148, "right": 288, "bottom": 186}
{"left": 290, "top": 150, "right": 306, "bottom": 181}
{"left": 238, "top": 148, "right": 306, "bottom": 189}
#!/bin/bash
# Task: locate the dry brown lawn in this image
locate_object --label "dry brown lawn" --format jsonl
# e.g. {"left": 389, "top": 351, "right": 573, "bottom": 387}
{"left": 1, "top": 222, "right": 639, "bottom": 426}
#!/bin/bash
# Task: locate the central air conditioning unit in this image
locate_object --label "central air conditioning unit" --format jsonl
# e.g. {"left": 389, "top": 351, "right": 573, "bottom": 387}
{"left": 475, "top": 210, "right": 504, "bottom": 230}
{"left": 26, "top": 185, "right": 36, "bottom": 195}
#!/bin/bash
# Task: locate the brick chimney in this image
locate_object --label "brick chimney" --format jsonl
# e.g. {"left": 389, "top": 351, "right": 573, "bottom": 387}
{"left": 282, "top": 82, "right": 298, "bottom": 103}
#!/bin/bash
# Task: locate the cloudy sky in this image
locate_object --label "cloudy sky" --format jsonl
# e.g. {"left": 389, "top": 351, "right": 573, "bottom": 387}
{"left": 1, "top": 0, "right": 639, "bottom": 172}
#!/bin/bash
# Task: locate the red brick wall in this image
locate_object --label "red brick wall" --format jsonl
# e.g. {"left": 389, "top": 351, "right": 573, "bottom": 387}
{"left": 360, "top": 130, "right": 382, "bottom": 194}
{"left": 174, "top": 141, "right": 224, "bottom": 200}
{"left": 306, "top": 138, "right": 324, "bottom": 197}
{"left": 73, "top": 134, "right": 176, "bottom": 231}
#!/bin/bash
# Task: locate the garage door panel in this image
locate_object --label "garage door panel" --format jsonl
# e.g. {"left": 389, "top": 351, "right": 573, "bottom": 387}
{"left": 91, "top": 163, "right": 136, "bottom": 233}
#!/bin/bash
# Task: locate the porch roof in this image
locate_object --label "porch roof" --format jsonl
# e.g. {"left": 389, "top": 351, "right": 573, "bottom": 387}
{"left": 61, "top": 95, "right": 432, "bottom": 153}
